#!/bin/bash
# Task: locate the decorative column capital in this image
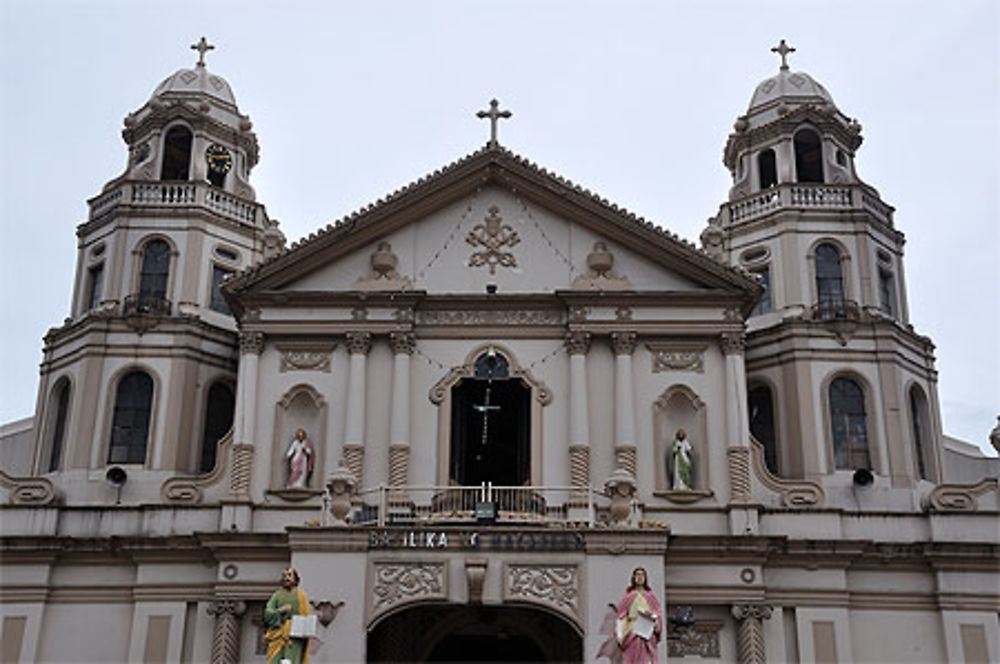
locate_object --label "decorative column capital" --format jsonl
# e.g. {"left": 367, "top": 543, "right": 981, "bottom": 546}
{"left": 346, "top": 331, "right": 373, "bottom": 355}
{"left": 564, "top": 331, "right": 592, "bottom": 356}
{"left": 207, "top": 599, "right": 247, "bottom": 618}
{"left": 389, "top": 331, "right": 416, "bottom": 355}
{"left": 731, "top": 603, "right": 772, "bottom": 621}
{"left": 238, "top": 331, "right": 264, "bottom": 355}
{"left": 610, "top": 330, "right": 638, "bottom": 356}
{"left": 719, "top": 331, "right": 746, "bottom": 355}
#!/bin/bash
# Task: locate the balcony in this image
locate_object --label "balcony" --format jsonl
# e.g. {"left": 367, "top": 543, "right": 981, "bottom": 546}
{"left": 723, "top": 183, "right": 894, "bottom": 226}
{"left": 88, "top": 180, "right": 265, "bottom": 226}
{"left": 810, "top": 299, "right": 863, "bottom": 344}
{"left": 122, "top": 294, "right": 171, "bottom": 332}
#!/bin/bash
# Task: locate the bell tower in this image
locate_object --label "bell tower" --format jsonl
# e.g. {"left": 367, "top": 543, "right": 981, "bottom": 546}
{"left": 31, "top": 39, "right": 283, "bottom": 493}
{"left": 703, "top": 42, "right": 943, "bottom": 492}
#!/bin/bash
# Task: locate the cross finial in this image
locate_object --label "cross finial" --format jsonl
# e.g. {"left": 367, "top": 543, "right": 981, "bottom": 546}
{"left": 771, "top": 39, "right": 795, "bottom": 71}
{"left": 191, "top": 36, "right": 215, "bottom": 68}
{"left": 476, "top": 99, "right": 512, "bottom": 147}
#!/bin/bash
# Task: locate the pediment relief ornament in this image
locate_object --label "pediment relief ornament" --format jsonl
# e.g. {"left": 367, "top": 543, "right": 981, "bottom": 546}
{"left": 467, "top": 205, "right": 519, "bottom": 274}
{"left": 417, "top": 309, "right": 562, "bottom": 327}
{"left": 356, "top": 241, "right": 412, "bottom": 291}
{"left": 572, "top": 242, "right": 631, "bottom": 290}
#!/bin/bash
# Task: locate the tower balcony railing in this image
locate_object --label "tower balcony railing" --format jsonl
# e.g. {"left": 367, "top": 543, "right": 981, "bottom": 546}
{"left": 87, "top": 180, "right": 264, "bottom": 226}
{"left": 349, "top": 483, "right": 604, "bottom": 528}
{"left": 724, "top": 182, "right": 894, "bottom": 226}
{"left": 122, "top": 293, "right": 172, "bottom": 317}
{"left": 810, "top": 299, "right": 861, "bottom": 322}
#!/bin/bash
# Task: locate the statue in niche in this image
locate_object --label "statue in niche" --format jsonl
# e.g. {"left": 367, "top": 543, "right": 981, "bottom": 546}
{"left": 285, "top": 429, "right": 316, "bottom": 489}
{"left": 572, "top": 241, "right": 631, "bottom": 290}
{"left": 356, "top": 240, "right": 411, "bottom": 290}
{"left": 668, "top": 428, "right": 693, "bottom": 490}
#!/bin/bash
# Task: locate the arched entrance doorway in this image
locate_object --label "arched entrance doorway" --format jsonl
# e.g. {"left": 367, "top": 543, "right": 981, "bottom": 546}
{"left": 367, "top": 604, "right": 582, "bottom": 663}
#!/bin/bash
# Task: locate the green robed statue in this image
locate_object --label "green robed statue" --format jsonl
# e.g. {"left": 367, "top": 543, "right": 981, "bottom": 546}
{"left": 265, "top": 567, "right": 312, "bottom": 664}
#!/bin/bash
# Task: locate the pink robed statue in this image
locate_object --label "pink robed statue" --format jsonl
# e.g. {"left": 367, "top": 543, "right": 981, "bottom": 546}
{"left": 285, "top": 429, "right": 316, "bottom": 489}
{"left": 615, "top": 567, "right": 663, "bottom": 664}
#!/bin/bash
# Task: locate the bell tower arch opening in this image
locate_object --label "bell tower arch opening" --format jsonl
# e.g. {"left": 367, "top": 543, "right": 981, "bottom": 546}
{"left": 367, "top": 604, "right": 582, "bottom": 663}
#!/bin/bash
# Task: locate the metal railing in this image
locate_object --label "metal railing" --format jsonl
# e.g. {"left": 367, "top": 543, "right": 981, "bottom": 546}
{"left": 352, "top": 483, "right": 600, "bottom": 528}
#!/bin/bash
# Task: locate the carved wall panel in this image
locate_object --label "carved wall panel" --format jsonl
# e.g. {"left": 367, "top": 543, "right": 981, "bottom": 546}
{"left": 369, "top": 562, "right": 447, "bottom": 623}
{"left": 504, "top": 564, "right": 580, "bottom": 624}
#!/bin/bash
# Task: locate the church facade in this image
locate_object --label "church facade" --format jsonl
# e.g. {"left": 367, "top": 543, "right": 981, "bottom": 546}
{"left": 1, "top": 40, "right": 998, "bottom": 664}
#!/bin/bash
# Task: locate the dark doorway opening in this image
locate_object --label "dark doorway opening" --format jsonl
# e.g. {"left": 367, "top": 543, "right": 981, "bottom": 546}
{"left": 367, "top": 604, "right": 582, "bottom": 663}
{"left": 450, "top": 351, "right": 530, "bottom": 487}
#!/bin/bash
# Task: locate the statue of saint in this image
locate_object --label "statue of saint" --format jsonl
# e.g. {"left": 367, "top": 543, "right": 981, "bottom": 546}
{"left": 669, "top": 428, "right": 693, "bottom": 490}
{"left": 264, "top": 568, "right": 312, "bottom": 664}
{"left": 285, "top": 429, "right": 315, "bottom": 489}
{"left": 615, "top": 567, "right": 663, "bottom": 664}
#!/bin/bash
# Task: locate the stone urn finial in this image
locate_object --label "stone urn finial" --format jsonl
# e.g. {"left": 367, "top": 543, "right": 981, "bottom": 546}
{"left": 604, "top": 467, "right": 637, "bottom": 525}
{"left": 990, "top": 416, "right": 1000, "bottom": 455}
{"left": 586, "top": 242, "right": 614, "bottom": 278}
{"left": 326, "top": 463, "right": 357, "bottom": 526}
{"left": 371, "top": 241, "right": 398, "bottom": 279}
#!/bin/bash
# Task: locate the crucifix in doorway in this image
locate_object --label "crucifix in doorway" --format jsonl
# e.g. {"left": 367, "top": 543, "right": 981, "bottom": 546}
{"left": 473, "top": 385, "right": 501, "bottom": 463}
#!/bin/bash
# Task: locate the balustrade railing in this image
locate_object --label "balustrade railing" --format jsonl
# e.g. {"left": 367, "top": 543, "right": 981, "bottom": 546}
{"left": 87, "top": 181, "right": 263, "bottom": 225}
{"left": 352, "top": 483, "right": 600, "bottom": 527}
{"left": 725, "top": 183, "right": 893, "bottom": 226}
{"left": 811, "top": 299, "right": 861, "bottom": 322}
{"left": 122, "top": 293, "right": 172, "bottom": 317}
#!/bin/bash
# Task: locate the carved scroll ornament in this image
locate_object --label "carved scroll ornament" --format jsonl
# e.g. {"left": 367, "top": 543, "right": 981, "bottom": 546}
{"left": 371, "top": 562, "right": 446, "bottom": 619}
{"left": 505, "top": 564, "right": 580, "bottom": 619}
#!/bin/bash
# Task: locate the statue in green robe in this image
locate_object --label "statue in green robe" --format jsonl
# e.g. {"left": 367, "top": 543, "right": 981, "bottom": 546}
{"left": 265, "top": 568, "right": 312, "bottom": 664}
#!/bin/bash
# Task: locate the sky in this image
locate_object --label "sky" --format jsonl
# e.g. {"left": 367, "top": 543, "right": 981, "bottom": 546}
{"left": 1, "top": 0, "right": 997, "bottom": 455}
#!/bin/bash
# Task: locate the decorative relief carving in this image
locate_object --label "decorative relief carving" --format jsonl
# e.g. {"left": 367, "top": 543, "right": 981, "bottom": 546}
{"left": 610, "top": 331, "right": 638, "bottom": 355}
{"left": 572, "top": 242, "right": 631, "bottom": 290}
{"left": 727, "top": 447, "right": 752, "bottom": 505}
{"left": 239, "top": 331, "right": 264, "bottom": 355}
{"left": 926, "top": 478, "right": 998, "bottom": 512}
{"left": 311, "top": 600, "right": 345, "bottom": 627}
{"left": 749, "top": 437, "right": 824, "bottom": 507}
{"left": 277, "top": 344, "right": 335, "bottom": 373}
{"left": 0, "top": 471, "right": 57, "bottom": 506}
{"left": 417, "top": 309, "right": 563, "bottom": 326}
{"left": 207, "top": 599, "right": 246, "bottom": 664}
{"left": 466, "top": 205, "right": 519, "bottom": 274}
{"left": 615, "top": 446, "right": 637, "bottom": 479}
{"left": 646, "top": 343, "right": 706, "bottom": 373}
{"left": 568, "top": 444, "right": 590, "bottom": 490}
{"left": 563, "top": 331, "right": 591, "bottom": 356}
{"left": 429, "top": 346, "right": 552, "bottom": 406}
{"left": 505, "top": 565, "right": 579, "bottom": 618}
{"left": 228, "top": 444, "right": 254, "bottom": 499}
{"left": 465, "top": 559, "right": 488, "bottom": 604}
{"left": 357, "top": 241, "right": 412, "bottom": 291}
{"left": 346, "top": 331, "right": 372, "bottom": 355}
{"left": 568, "top": 306, "right": 589, "bottom": 323}
{"left": 731, "top": 604, "right": 772, "bottom": 664}
{"left": 343, "top": 444, "right": 365, "bottom": 484}
{"left": 371, "top": 562, "right": 446, "bottom": 617}
{"left": 389, "top": 331, "right": 416, "bottom": 355}
{"left": 668, "top": 621, "right": 722, "bottom": 659}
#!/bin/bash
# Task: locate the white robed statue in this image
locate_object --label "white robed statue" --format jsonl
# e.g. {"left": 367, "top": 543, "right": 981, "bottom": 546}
{"left": 285, "top": 429, "right": 316, "bottom": 489}
{"left": 670, "top": 427, "right": 693, "bottom": 490}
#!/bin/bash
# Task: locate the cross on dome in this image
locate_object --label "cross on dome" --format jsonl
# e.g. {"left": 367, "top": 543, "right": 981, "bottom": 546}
{"left": 191, "top": 36, "right": 215, "bottom": 68}
{"left": 771, "top": 39, "right": 796, "bottom": 71}
{"left": 476, "top": 99, "right": 512, "bottom": 147}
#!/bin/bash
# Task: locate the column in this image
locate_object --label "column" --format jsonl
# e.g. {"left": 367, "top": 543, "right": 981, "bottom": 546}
{"left": 342, "top": 331, "right": 371, "bottom": 484}
{"left": 388, "top": 331, "right": 415, "bottom": 490}
{"left": 611, "top": 331, "right": 638, "bottom": 477}
{"left": 731, "top": 603, "right": 772, "bottom": 664}
{"left": 207, "top": 599, "right": 246, "bottom": 664}
{"left": 565, "top": 332, "right": 592, "bottom": 495}
{"left": 230, "top": 331, "right": 262, "bottom": 500}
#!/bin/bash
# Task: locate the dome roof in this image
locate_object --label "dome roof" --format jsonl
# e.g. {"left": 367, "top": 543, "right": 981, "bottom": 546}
{"left": 151, "top": 65, "right": 237, "bottom": 107}
{"left": 748, "top": 69, "right": 836, "bottom": 111}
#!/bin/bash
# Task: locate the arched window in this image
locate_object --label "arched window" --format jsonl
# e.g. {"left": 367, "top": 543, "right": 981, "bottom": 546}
{"left": 815, "top": 243, "right": 845, "bottom": 305}
{"left": 909, "top": 386, "right": 931, "bottom": 480}
{"left": 200, "top": 382, "right": 235, "bottom": 472}
{"left": 829, "top": 377, "right": 870, "bottom": 470}
{"left": 794, "top": 129, "right": 824, "bottom": 183}
{"left": 748, "top": 384, "right": 777, "bottom": 473}
{"left": 160, "top": 126, "right": 192, "bottom": 180}
{"left": 47, "top": 379, "right": 72, "bottom": 472}
{"left": 758, "top": 149, "right": 777, "bottom": 189}
{"left": 139, "top": 239, "right": 171, "bottom": 303}
{"left": 108, "top": 371, "right": 154, "bottom": 464}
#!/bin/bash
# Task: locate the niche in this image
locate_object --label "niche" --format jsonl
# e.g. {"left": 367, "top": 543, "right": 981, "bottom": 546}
{"left": 653, "top": 385, "right": 711, "bottom": 501}
{"left": 270, "top": 384, "right": 327, "bottom": 498}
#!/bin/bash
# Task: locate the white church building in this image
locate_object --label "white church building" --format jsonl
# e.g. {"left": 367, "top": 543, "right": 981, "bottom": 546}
{"left": 1, "top": 39, "right": 998, "bottom": 663}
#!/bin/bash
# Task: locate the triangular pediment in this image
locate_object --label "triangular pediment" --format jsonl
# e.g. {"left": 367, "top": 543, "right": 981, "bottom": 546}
{"left": 227, "top": 146, "right": 759, "bottom": 306}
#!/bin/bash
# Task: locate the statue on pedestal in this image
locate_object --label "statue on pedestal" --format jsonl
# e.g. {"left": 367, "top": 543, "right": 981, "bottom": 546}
{"left": 669, "top": 428, "right": 693, "bottom": 490}
{"left": 285, "top": 429, "right": 315, "bottom": 489}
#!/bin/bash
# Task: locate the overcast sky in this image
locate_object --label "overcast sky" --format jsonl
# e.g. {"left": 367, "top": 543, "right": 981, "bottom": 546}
{"left": 1, "top": 0, "right": 997, "bottom": 455}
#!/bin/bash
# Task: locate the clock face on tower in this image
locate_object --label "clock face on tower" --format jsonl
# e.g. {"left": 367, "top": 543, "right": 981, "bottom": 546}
{"left": 205, "top": 144, "right": 232, "bottom": 174}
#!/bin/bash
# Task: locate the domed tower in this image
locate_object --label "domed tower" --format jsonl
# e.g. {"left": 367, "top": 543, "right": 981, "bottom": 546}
{"left": 704, "top": 41, "right": 943, "bottom": 492}
{"left": 30, "top": 39, "right": 280, "bottom": 497}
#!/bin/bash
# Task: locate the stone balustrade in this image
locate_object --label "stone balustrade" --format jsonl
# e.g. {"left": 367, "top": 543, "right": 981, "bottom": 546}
{"left": 725, "top": 183, "right": 893, "bottom": 226}
{"left": 87, "top": 180, "right": 264, "bottom": 226}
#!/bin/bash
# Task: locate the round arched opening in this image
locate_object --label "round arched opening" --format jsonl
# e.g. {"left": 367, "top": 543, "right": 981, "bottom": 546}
{"left": 367, "top": 604, "right": 582, "bottom": 663}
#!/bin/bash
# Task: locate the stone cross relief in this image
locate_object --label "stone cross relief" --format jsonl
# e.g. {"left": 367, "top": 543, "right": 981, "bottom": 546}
{"left": 467, "top": 205, "right": 519, "bottom": 274}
